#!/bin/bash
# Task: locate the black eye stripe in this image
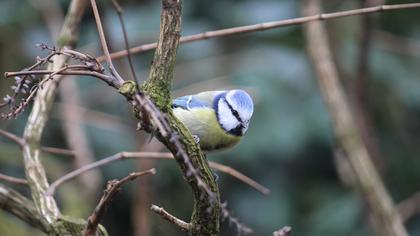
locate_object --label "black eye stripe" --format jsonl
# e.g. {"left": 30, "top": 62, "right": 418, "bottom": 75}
{"left": 225, "top": 99, "right": 242, "bottom": 123}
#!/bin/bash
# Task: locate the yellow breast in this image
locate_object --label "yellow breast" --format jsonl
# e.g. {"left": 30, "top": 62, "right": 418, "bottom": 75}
{"left": 173, "top": 107, "right": 241, "bottom": 151}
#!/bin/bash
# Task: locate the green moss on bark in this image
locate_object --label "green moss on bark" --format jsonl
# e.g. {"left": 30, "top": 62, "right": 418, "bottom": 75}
{"left": 140, "top": 0, "right": 221, "bottom": 234}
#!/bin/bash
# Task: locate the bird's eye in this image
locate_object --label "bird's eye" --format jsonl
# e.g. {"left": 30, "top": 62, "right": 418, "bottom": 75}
{"left": 232, "top": 110, "right": 239, "bottom": 117}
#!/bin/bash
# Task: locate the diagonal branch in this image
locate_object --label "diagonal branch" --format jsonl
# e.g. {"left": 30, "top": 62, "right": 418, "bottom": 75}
{"left": 0, "top": 183, "right": 50, "bottom": 233}
{"left": 45, "top": 151, "right": 269, "bottom": 196}
{"left": 21, "top": 0, "right": 88, "bottom": 228}
{"left": 110, "top": 0, "right": 139, "bottom": 87}
{"left": 302, "top": 0, "right": 408, "bottom": 236}
{"left": 273, "top": 226, "right": 292, "bottom": 236}
{"left": 150, "top": 204, "right": 191, "bottom": 231}
{"left": 1, "top": 128, "right": 75, "bottom": 157}
{"left": 101, "top": 2, "right": 420, "bottom": 61}
{"left": 84, "top": 169, "right": 156, "bottom": 236}
{"left": 0, "top": 173, "right": 28, "bottom": 185}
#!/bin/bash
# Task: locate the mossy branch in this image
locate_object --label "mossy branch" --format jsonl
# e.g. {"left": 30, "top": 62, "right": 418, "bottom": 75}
{"left": 141, "top": 0, "right": 220, "bottom": 235}
{"left": 0, "top": 183, "right": 50, "bottom": 233}
{"left": 19, "top": 0, "right": 109, "bottom": 235}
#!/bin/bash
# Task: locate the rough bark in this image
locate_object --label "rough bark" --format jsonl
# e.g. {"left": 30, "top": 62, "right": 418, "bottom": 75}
{"left": 142, "top": 0, "right": 220, "bottom": 234}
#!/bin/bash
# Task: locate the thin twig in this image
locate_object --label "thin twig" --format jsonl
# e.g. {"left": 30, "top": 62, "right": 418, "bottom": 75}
{"left": 220, "top": 202, "right": 254, "bottom": 235}
{"left": 46, "top": 151, "right": 269, "bottom": 196}
{"left": 21, "top": 0, "right": 89, "bottom": 225}
{"left": 273, "top": 226, "right": 292, "bottom": 236}
{"left": 5, "top": 69, "right": 117, "bottom": 87}
{"left": 0, "top": 183, "right": 50, "bottom": 233}
{"left": 0, "top": 129, "right": 24, "bottom": 146}
{"left": 41, "top": 146, "right": 75, "bottom": 157}
{"left": 110, "top": 0, "right": 139, "bottom": 89}
{"left": 89, "top": 0, "right": 124, "bottom": 83}
{"left": 0, "top": 173, "right": 28, "bottom": 185}
{"left": 101, "top": 2, "right": 420, "bottom": 61}
{"left": 150, "top": 204, "right": 191, "bottom": 231}
{"left": 397, "top": 190, "right": 420, "bottom": 222}
{"left": 84, "top": 169, "right": 156, "bottom": 236}
{"left": 0, "top": 128, "right": 76, "bottom": 157}
{"left": 209, "top": 162, "right": 270, "bottom": 195}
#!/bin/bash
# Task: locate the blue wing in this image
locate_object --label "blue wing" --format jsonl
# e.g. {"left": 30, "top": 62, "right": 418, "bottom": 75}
{"left": 172, "top": 95, "right": 210, "bottom": 110}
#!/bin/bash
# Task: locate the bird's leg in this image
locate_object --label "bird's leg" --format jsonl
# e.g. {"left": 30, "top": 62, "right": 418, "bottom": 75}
{"left": 213, "top": 172, "right": 219, "bottom": 182}
{"left": 136, "top": 121, "right": 143, "bottom": 130}
{"left": 202, "top": 152, "right": 219, "bottom": 182}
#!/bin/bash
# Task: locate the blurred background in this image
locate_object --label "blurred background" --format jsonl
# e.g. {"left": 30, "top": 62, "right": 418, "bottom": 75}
{"left": 1, "top": 0, "right": 420, "bottom": 235}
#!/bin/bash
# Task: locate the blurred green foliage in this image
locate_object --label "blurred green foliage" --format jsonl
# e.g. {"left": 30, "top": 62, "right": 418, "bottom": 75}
{"left": 1, "top": 0, "right": 420, "bottom": 235}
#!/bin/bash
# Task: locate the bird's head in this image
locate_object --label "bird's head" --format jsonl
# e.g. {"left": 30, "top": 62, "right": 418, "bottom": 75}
{"left": 215, "top": 90, "right": 254, "bottom": 136}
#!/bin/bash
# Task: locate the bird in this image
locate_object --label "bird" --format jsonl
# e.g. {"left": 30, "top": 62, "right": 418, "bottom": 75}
{"left": 172, "top": 89, "right": 254, "bottom": 151}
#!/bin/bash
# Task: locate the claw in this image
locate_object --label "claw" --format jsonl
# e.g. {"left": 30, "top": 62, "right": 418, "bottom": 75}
{"left": 192, "top": 135, "right": 200, "bottom": 144}
{"left": 213, "top": 172, "right": 219, "bottom": 182}
{"left": 136, "top": 122, "right": 142, "bottom": 130}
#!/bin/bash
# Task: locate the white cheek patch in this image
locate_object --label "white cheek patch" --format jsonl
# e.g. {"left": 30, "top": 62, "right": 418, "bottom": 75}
{"left": 217, "top": 99, "right": 240, "bottom": 131}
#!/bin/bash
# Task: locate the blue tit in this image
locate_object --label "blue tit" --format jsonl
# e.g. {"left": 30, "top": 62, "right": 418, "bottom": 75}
{"left": 172, "top": 89, "right": 254, "bottom": 151}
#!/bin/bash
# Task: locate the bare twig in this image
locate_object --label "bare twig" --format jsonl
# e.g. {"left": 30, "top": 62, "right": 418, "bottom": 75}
{"left": 84, "top": 169, "right": 156, "bottom": 236}
{"left": 0, "top": 129, "right": 24, "bottom": 146}
{"left": 1, "top": 128, "right": 75, "bottom": 157}
{"left": 1, "top": 45, "right": 119, "bottom": 119}
{"left": 5, "top": 69, "right": 117, "bottom": 86}
{"left": 89, "top": 0, "right": 124, "bottom": 83}
{"left": 0, "top": 183, "right": 50, "bottom": 233}
{"left": 220, "top": 202, "right": 253, "bottom": 235}
{"left": 150, "top": 204, "right": 191, "bottom": 231}
{"left": 273, "top": 226, "right": 292, "bottom": 236}
{"left": 209, "top": 162, "right": 270, "bottom": 195}
{"left": 46, "top": 151, "right": 269, "bottom": 196}
{"left": 101, "top": 2, "right": 420, "bottom": 61}
{"left": 41, "top": 146, "right": 75, "bottom": 157}
{"left": 110, "top": 0, "right": 139, "bottom": 87}
{"left": 0, "top": 173, "right": 28, "bottom": 185}
{"left": 302, "top": 0, "right": 408, "bottom": 236}
{"left": 397, "top": 190, "right": 420, "bottom": 222}
{"left": 21, "top": 0, "right": 89, "bottom": 225}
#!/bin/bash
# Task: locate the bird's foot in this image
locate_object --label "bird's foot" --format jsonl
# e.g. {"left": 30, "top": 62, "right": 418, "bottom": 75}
{"left": 213, "top": 172, "right": 219, "bottom": 182}
{"left": 192, "top": 135, "right": 200, "bottom": 144}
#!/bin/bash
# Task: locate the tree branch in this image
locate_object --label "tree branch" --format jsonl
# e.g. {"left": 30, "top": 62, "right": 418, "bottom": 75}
{"left": 0, "top": 173, "right": 28, "bottom": 185}
{"left": 302, "top": 1, "right": 408, "bottom": 236}
{"left": 220, "top": 202, "right": 253, "bottom": 235}
{"left": 45, "top": 151, "right": 269, "bottom": 196}
{"left": 150, "top": 204, "right": 191, "bottom": 231}
{"left": 20, "top": 0, "right": 92, "bottom": 235}
{"left": 1, "top": 128, "right": 75, "bottom": 157}
{"left": 397, "top": 190, "right": 420, "bottom": 223}
{"left": 0, "top": 183, "right": 50, "bottom": 233}
{"left": 84, "top": 169, "right": 156, "bottom": 236}
{"left": 101, "top": 2, "right": 420, "bottom": 61}
{"left": 273, "top": 226, "right": 292, "bottom": 236}
{"left": 141, "top": 0, "right": 220, "bottom": 234}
